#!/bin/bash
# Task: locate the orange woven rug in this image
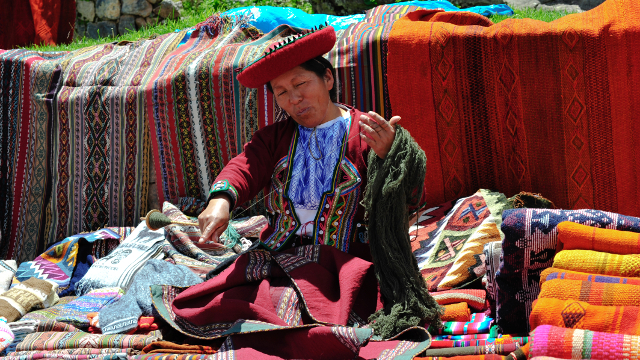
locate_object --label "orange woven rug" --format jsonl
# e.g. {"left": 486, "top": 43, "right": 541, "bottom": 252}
{"left": 388, "top": 0, "right": 640, "bottom": 216}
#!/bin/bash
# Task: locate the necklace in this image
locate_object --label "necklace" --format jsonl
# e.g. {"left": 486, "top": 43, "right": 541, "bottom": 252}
{"left": 308, "top": 127, "right": 323, "bottom": 160}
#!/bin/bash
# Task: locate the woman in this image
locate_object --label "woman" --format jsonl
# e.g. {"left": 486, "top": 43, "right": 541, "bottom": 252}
{"left": 197, "top": 25, "right": 424, "bottom": 260}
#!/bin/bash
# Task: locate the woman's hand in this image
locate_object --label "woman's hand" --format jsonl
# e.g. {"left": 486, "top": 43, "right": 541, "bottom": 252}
{"left": 197, "top": 194, "right": 231, "bottom": 246}
{"left": 359, "top": 111, "right": 401, "bottom": 159}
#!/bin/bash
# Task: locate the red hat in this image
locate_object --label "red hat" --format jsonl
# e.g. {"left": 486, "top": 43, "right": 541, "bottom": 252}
{"left": 236, "top": 24, "right": 337, "bottom": 89}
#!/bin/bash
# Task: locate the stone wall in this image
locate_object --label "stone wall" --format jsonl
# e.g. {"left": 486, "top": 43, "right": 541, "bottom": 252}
{"left": 75, "top": 0, "right": 184, "bottom": 39}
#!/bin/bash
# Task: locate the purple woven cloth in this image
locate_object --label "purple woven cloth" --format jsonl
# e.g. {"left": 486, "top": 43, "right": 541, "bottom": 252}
{"left": 496, "top": 208, "right": 640, "bottom": 333}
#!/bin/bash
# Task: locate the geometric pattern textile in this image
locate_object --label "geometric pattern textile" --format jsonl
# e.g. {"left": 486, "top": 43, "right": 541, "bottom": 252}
{"left": 14, "top": 331, "right": 159, "bottom": 351}
{"left": 0, "top": 29, "right": 183, "bottom": 263}
{"left": 529, "top": 298, "right": 640, "bottom": 335}
{"left": 530, "top": 325, "right": 640, "bottom": 360}
{"left": 413, "top": 189, "right": 508, "bottom": 291}
{"left": 495, "top": 208, "right": 640, "bottom": 334}
{"left": 387, "top": 0, "right": 640, "bottom": 222}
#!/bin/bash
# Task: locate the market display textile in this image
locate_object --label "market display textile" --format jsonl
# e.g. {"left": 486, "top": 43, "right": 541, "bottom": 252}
{"left": 0, "top": 0, "right": 75, "bottom": 49}
{"left": 494, "top": 208, "right": 640, "bottom": 333}
{"left": 482, "top": 241, "right": 502, "bottom": 316}
{"left": 529, "top": 298, "right": 640, "bottom": 335}
{"left": 442, "top": 302, "right": 471, "bottom": 322}
{"left": 431, "top": 289, "right": 487, "bottom": 311}
{"left": 161, "top": 202, "right": 240, "bottom": 277}
{"left": 0, "top": 30, "right": 183, "bottom": 264}
{"left": 388, "top": 0, "right": 640, "bottom": 220}
{"left": 539, "top": 267, "right": 640, "bottom": 286}
{"left": 141, "top": 341, "right": 217, "bottom": 354}
{"left": 553, "top": 249, "right": 640, "bottom": 277}
{"left": 413, "top": 190, "right": 507, "bottom": 291}
{"left": 15, "top": 229, "right": 122, "bottom": 294}
{"left": 75, "top": 222, "right": 165, "bottom": 296}
{"left": 431, "top": 315, "right": 494, "bottom": 336}
{"left": 0, "top": 278, "right": 59, "bottom": 322}
{"left": 422, "top": 343, "right": 518, "bottom": 357}
{"left": 3, "top": 348, "right": 131, "bottom": 360}
{"left": 14, "top": 331, "right": 159, "bottom": 352}
{"left": 151, "top": 245, "right": 432, "bottom": 358}
{"left": 0, "top": 261, "right": 17, "bottom": 293}
{"left": 529, "top": 325, "right": 640, "bottom": 359}
{"left": 56, "top": 287, "right": 124, "bottom": 329}
{"left": 538, "top": 278, "right": 640, "bottom": 306}
{"left": 557, "top": 221, "right": 640, "bottom": 254}
{"left": 430, "top": 337, "right": 529, "bottom": 349}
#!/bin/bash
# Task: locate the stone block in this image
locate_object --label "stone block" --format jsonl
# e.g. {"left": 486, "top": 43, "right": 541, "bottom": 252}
{"left": 87, "top": 20, "right": 117, "bottom": 38}
{"left": 135, "top": 16, "right": 147, "bottom": 29}
{"left": 119, "top": 15, "right": 137, "bottom": 34}
{"left": 75, "top": 22, "right": 87, "bottom": 39}
{"left": 76, "top": 0, "right": 96, "bottom": 22}
{"left": 158, "top": 0, "right": 181, "bottom": 19}
{"left": 121, "top": 0, "right": 153, "bottom": 17}
{"left": 96, "top": 0, "right": 120, "bottom": 20}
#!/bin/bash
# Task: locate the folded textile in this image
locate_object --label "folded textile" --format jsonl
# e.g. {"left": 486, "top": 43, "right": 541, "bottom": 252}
{"left": 141, "top": 340, "right": 217, "bottom": 354}
{"left": 482, "top": 241, "right": 501, "bottom": 316}
{"left": 0, "top": 261, "right": 17, "bottom": 294}
{"left": 3, "top": 320, "right": 38, "bottom": 355}
{"left": 15, "top": 229, "right": 122, "bottom": 295}
{"left": 123, "top": 355, "right": 210, "bottom": 360}
{"left": 0, "top": 278, "right": 59, "bottom": 322}
{"left": 76, "top": 222, "right": 166, "bottom": 296}
{"left": 558, "top": 221, "right": 640, "bottom": 254}
{"left": 432, "top": 316, "right": 494, "bottom": 335}
{"left": 230, "top": 216, "right": 269, "bottom": 239}
{"left": 423, "top": 343, "right": 518, "bottom": 357}
{"left": 15, "top": 331, "right": 159, "bottom": 351}
{"left": 430, "top": 337, "right": 529, "bottom": 349}
{"left": 438, "top": 214, "right": 504, "bottom": 290}
{"left": 530, "top": 324, "right": 640, "bottom": 359}
{"left": 99, "top": 259, "right": 202, "bottom": 334}
{"left": 530, "top": 298, "right": 640, "bottom": 335}
{"left": 539, "top": 278, "right": 640, "bottom": 306}
{"left": 434, "top": 334, "right": 494, "bottom": 340}
{"left": 540, "top": 267, "right": 640, "bottom": 286}
{"left": 553, "top": 250, "right": 640, "bottom": 277}
{"left": 431, "top": 289, "right": 487, "bottom": 311}
{"left": 413, "top": 190, "right": 508, "bottom": 291}
{"left": 161, "top": 202, "right": 241, "bottom": 277}
{"left": 21, "top": 296, "right": 76, "bottom": 322}
{"left": 418, "top": 344, "right": 529, "bottom": 360}
{"left": 0, "top": 317, "right": 14, "bottom": 352}
{"left": 55, "top": 288, "right": 124, "bottom": 329}
{"left": 442, "top": 302, "right": 471, "bottom": 322}
{"left": 5, "top": 348, "right": 131, "bottom": 360}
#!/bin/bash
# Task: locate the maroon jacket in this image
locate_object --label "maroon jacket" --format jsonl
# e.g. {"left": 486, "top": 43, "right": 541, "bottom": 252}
{"left": 209, "top": 105, "right": 425, "bottom": 260}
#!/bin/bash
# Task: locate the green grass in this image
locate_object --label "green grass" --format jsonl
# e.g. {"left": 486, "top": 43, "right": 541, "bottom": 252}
{"left": 490, "top": 6, "right": 575, "bottom": 23}
{"left": 25, "top": 0, "right": 573, "bottom": 52}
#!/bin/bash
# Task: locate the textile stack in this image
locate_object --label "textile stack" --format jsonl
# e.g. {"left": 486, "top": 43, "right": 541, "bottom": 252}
{"left": 525, "top": 223, "right": 640, "bottom": 358}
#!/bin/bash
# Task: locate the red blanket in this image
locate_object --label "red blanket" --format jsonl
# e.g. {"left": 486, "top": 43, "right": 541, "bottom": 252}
{"left": 152, "top": 245, "right": 432, "bottom": 359}
{"left": 388, "top": 0, "right": 640, "bottom": 215}
{"left": 0, "top": 0, "right": 75, "bottom": 49}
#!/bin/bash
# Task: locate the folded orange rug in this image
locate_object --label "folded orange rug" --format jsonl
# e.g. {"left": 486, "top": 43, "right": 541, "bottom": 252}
{"left": 530, "top": 298, "right": 640, "bottom": 335}
{"left": 539, "top": 278, "right": 640, "bottom": 306}
{"left": 540, "top": 267, "right": 640, "bottom": 286}
{"left": 442, "top": 302, "right": 471, "bottom": 322}
{"left": 552, "top": 250, "right": 640, "bottom": 277}
{"left": 142, "top": 340, "right": 218, "bottom": 354}
{"left": 557, "top": 222, "right": 640, "bottom": 254}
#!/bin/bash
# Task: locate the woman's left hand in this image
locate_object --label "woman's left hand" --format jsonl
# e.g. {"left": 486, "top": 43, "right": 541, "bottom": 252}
{"left": 359, "top": 111, "right": 401, "bottom": 159}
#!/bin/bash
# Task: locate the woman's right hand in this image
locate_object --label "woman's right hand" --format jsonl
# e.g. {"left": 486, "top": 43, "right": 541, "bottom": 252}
{"left": 197, "top": 194, "right": 231, "bottom": 246}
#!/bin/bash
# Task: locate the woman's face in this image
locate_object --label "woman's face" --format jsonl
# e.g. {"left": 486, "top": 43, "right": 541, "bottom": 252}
{"left": 270, "top": 66, "right": 334, "bottom": 128}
